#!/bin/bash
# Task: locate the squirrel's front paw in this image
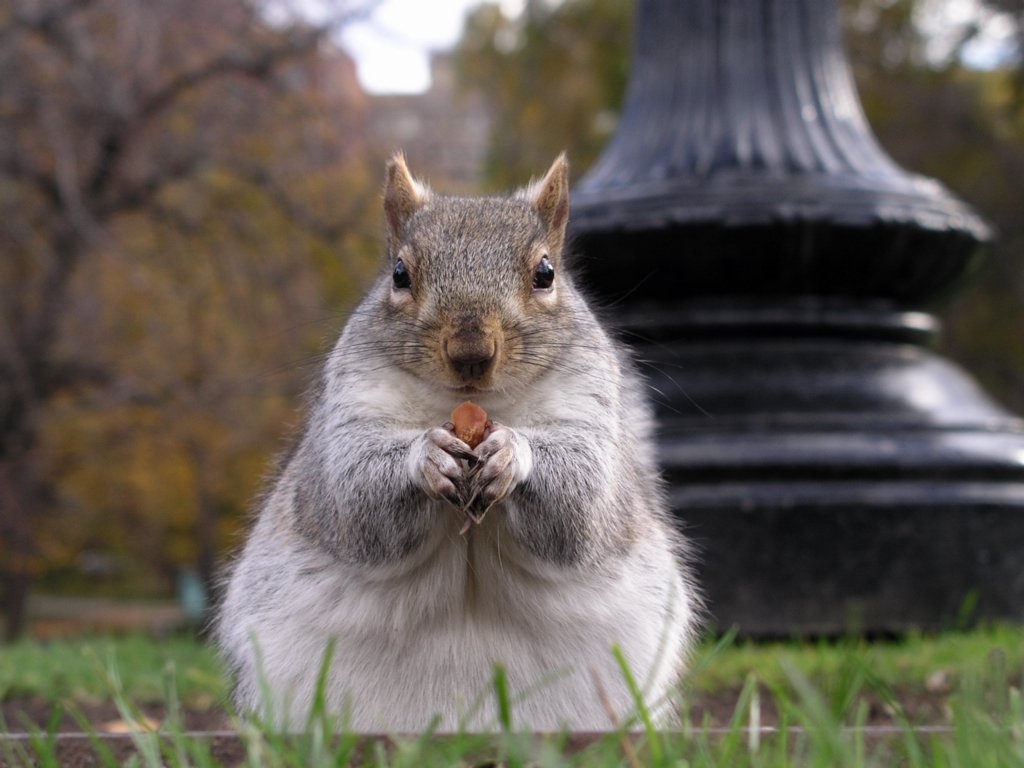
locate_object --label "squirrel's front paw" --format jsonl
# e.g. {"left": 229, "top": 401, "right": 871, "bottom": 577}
{"left": 407, "top": 427, "right": 476, "bottom": 507}
{"left": 466, "top": 423, "right": 533, "bottom": 518}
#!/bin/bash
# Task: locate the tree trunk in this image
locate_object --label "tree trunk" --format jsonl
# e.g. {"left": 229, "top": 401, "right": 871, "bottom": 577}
{"left": 2, "top": 572, "right": 31, "bottom": 643}
{"left": 0, "top": 453, "right": 40, "bottom": 642}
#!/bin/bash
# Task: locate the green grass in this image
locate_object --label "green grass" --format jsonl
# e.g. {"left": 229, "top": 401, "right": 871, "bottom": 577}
{"left": 0, "top": 633, "right": 224, "bottom": 709}
{"left": 688, "top": 624, "right": 1024, "bottom": 693}
{"left": 2, "top": 627, "right": 1024, "bottom": 766}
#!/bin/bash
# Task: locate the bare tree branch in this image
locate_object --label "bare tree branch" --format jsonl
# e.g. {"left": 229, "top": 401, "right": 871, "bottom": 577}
{"left": 0, "top": 154, "right": 61, "bottom": 207}
{"left": 0, "top": 0, "right": 98, "bottom": 48}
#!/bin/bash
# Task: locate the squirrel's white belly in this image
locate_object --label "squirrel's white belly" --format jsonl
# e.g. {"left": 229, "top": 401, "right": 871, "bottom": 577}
{"left": 228, "top": 509, "right": 691, "bottom": 732}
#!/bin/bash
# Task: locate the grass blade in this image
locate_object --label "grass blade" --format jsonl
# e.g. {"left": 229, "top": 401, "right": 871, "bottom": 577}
{"left": 612, "top": 644, "right": 662, "bottom": 764}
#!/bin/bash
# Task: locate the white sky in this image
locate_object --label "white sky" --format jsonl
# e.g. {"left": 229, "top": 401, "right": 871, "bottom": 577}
{"left": 340, "top": 0, "right": 526, "bottom": 94}
{"left": 338, "top": 0, "right": 1017, "bottom": 95}
{"left": 916, "top": 0, "right": 1017, "bottom": 67}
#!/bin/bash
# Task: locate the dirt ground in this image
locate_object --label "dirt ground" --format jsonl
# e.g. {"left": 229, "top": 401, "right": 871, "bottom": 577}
{"left": 0, "top": 685, "right": 953, "bottom": 766}
{"left": 1, "top": 684, "right": 953, "bottom": 732}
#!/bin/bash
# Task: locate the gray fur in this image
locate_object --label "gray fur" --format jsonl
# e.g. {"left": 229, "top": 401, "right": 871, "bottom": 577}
{"left": 216, "top": 155, "right": 701, "bottom": 732}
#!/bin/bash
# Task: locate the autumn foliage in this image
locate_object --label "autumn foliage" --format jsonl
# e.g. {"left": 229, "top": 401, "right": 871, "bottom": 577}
{"left": 0, "top": 0, "right": 381, "bottom": 639}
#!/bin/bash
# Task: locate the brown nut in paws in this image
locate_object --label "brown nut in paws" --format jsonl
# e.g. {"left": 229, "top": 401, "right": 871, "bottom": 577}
{"left": 451, "top": 401, "right": 489, "bottom": 449}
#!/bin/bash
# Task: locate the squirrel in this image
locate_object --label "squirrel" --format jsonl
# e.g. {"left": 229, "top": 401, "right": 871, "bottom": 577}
{"left": 215, "top": 153, "right": 701, "bottom": 732}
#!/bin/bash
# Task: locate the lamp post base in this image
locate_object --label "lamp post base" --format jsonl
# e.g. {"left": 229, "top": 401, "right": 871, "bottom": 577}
{"left": 634, "top": 306, "right": 1024, "bottom": 634}
{"left": 680, "top": 496, "right": 1024, "bottom": 635}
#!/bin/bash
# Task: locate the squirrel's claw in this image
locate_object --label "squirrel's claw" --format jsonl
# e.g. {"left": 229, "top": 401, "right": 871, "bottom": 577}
{"left": 438, "top": 422, "right": 479, "bottom": 464}
{"left": 458, "top": 505, "right": 486, "bottom": 535}
{"left": 413, "top": 427, "right": 478, "bottom": 505}
{"left": 461, "top": 463, "right": 513, "bottom": 530}
{"left": 457, "top": 478, "right": 501, "bottom": 534}
{"left": 455, "top": 422, "right": 528, "bottom": 533}
{"left": 442, "top": 487, "right": 466, "bottom": 510}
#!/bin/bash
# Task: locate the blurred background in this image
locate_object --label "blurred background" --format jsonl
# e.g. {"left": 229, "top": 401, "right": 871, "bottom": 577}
{"left": 1, "top": 0, "right": 1022, "bottom": 641}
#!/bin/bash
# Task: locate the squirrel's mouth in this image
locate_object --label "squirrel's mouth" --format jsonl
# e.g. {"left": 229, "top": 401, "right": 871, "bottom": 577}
{"left": 451, "top": 385, "right": 487, "bottom": 395}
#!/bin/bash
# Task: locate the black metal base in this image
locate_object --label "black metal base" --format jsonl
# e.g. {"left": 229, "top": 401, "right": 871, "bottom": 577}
{"left": 681, "top": 496, "right": 1024, "bottom": 636}
{"left": 630, "top": 305, "right": 1024, "bottom": 634}
{"left": 565, "top": 0, "right": 1014, "bottom": 636}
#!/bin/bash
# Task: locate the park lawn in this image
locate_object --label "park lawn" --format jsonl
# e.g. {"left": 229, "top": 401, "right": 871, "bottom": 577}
{"left": 1, "top": 625, "right": 1023, "bottom": 765}
{"left": 3, "top": 625, "right": 1024, "bottom": 708}
{"left": 691, "top": 622, "right": 1024, "bottom": 693}
{"left": 0, "top": 632, "right": 225, "bottom": 710}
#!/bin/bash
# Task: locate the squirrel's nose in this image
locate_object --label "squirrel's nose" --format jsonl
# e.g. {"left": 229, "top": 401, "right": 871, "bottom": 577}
{"left": 444, "top": 332, "right": 498, "bottom": 381}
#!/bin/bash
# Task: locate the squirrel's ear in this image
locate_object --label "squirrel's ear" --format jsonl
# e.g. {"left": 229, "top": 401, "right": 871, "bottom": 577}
{"left": 523, "top": 153, "right": 570, "bottom": 253}
{"left": 384, "top": 152, "right": 430, "bottom": 245}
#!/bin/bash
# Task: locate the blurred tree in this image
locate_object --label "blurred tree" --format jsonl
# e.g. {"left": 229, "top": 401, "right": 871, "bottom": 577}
{"left": 970, "top": 0, "right": 1024, "bottom": 99}
{"left": 454, "top": 0, "right": 1024, "bottom": 415}
{"left": 453, "top": 0, "right": 632, "bottom": 189}
{"left": 844, "top": 0, "right": 1024, "bottom": 416}
{"left": 0, "top": 0, "right": 379, "bottom": 640}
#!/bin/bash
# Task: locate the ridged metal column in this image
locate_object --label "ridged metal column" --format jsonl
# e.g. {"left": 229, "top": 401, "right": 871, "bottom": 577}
{"left": 571, "top": 0, "right": 1024, "bottom": 634}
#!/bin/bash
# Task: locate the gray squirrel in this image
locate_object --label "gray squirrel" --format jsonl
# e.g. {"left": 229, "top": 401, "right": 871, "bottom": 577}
{"left": 215, "top": 153, "right": 700, "bottom": 732}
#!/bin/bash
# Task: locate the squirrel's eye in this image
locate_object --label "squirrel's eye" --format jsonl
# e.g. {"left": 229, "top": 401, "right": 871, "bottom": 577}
{"left": 393, "top": 258, "right": 411, "bottom": 290}
{"left": 533, "top": 256, "right": 555, "bottom": 290}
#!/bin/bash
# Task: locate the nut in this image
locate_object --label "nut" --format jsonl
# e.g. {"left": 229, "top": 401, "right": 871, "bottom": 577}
{"left": 451, "top": 401, "right": 488, "bottom": 448}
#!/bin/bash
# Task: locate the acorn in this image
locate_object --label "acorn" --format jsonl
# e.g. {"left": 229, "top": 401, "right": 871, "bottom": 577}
{"left": 451, "top": 401, "right": 489, "bottom": 449}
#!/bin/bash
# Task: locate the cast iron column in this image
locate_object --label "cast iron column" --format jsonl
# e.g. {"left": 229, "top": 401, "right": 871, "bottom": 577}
{"left": 571, "top": 0, "right": 1024, "bottom": 634}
